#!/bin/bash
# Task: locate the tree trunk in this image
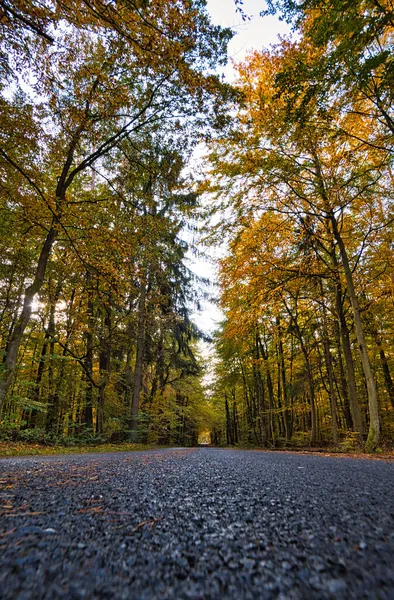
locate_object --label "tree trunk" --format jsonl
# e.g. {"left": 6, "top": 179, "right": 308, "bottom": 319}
{"left": 254, "top": 333, "right": 267, "bottom": 444}
{"left": 320, "top": 282, "right": 338, "bottom": 445}
{"left": 0, "top": 225, "right": 57, "bottom": 411}
{"left": 46, "top": 287, "right": 75, "bottom": 434}
{"left": 313, "top": 149, "right": 364, "bottom": 438}
{"left": 225, "top": 392, "right": 233, "bottom": 445}
{"left": 333, "top": 318, "right": 353, "bottom": 429}
{"left": 277, "top": 317, "right": 291, "bottom": 443}
{"left": 27, "top": 328, "right": 50, "bottom": 429}
{"left": 367, "top": 317, "right": 394, "bottom": 410}
{"left": 130, "top": 282, "right": 146, "bottom": 441}
{"left": 379, "top": 348, "right": 394, "bottom": 409}
{"left": 333, "top": 264, "right": 364, "bottom": 436}
{"left": 96, "top": 307, "right": 111, "bottom": 436}
{"left": 257, "top": 334, "right": 276, "bottom": 445}
{"left": 44, "top": 281, "right": 62, "bottom": 433}
{"left": 83, "top": 276, "right": 94, "bottom": 429}
{"left": 232, "top": 389, "right": 239, "bottom": 444}
{"left": 283, "top": 299, "right": 317, "bottom": 445}
{"left": 331, "top": 215, "right": 380, "bottom": 451}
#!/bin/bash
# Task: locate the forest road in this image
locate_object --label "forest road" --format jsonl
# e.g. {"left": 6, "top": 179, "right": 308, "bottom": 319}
{"left": 0, "top": 448, "right": 393, "bottom": 600}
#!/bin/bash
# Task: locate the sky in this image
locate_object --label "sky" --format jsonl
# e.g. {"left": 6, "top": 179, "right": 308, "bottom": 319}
{"left": 207, "top": 0, "right": 291, "bottom": 79}
{"left": 189, "top": 0, "right": 291, "bottom": 336}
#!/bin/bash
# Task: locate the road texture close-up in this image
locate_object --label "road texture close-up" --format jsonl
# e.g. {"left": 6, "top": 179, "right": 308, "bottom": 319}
{"left": 0, "top": 448, "right": 393, "bottom": 599}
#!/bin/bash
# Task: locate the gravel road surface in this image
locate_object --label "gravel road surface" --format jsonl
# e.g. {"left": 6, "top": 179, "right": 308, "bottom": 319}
{"left": 0, "top": 448, "right": 393, "bottom": 599}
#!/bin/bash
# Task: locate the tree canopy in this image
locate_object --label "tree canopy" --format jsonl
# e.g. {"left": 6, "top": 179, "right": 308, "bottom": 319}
{"left": 203, "top": 0, "right": 393, "bottom": 452}
{"left": 1, "top": 0, "right": 393, "bottom": 452}
{"left": 0, "top": 0, "right": 233, "bottom": 445}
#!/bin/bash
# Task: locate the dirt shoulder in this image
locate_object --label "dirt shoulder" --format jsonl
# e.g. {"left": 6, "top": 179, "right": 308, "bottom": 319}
{"left": 243, "top": 446, "right": 394, "bottom": 462}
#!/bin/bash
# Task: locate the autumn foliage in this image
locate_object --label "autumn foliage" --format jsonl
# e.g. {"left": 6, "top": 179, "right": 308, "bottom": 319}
{"left": 1, "top": 0, "right": 393, "bottom": 452}
{"left": 205, "top": 0, "right": 394, "bottom": 452}
{"left": 0, "top": 0, "right": 232, "bottom": 444}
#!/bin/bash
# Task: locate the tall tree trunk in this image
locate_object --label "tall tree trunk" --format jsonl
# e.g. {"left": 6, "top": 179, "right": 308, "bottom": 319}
{"left": 333, "top": 318, "right": 353, "bottom": 429}
{"left": 331, "top": 215, "right": 380, "bottom": 451}
{"left": 379, "top": 348, "right": 394, "bottom": 409}
{"left": 97, "top": 306, "right": 111, "bottom": 436}
{"left": 284, "top": 302, "right": 317, "bottom": 446}
{"left": 0, "top": 225, "right": 57, "bottom": 410}
{"left": 277, "top": 317, "right": 291, "bottom": 443}
{"left": 257, "top": 334, "right": 276, "bottom": 445}
{"left": 320, "top": 282, "right": 338, "bottom": 445}
{"left": 232, "top": 389, "right": 239, "bottom": 444}
{"left": 1, "top": 282, "right": 25, "bottom": 364}
{"left": 313, "top": 149, "right": 364, "bottom": 437}
{"left": 46, "top": 287, "right": 75, "bottom": 434}
{"left": 275, "top": 347, "right": 285, "bottom": 438}
{"left": 83, "top": 275, "right": 94, "bottom": 429}
{"left": 283, "top": 299, "right": 317, "bottom": 445}
{"left": 367, "top": 315, "right": 394, "bottom": 410}
{"left": 333, "top": 259, "right": 364, "bottom": 436}
{"left": 240, "top": 361, "right": 256, "bottom": 443}
{"left": 25, "top": 328, "right": 50, "bottom": 429}
{"left": 130, "top": 282, "right": 146, "bottom": 441}
{"left": 254, "top": 333, "right": 267, "bottom": 444}
{"left": 305, "top": 351, "right": 317, "bottom": 446}
{"left": 27, "top": 297, "right": 56, "bottom": 431}
{"left": 225, "top": 392, "right": 233, "bottom": 445}
{"left": 44, "top": 280, "right": 63, "bottom": 433}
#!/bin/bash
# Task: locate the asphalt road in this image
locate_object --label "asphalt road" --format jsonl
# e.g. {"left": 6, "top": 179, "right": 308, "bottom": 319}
{"left": 0, "top": 448, "right": 393, "bottom": 599}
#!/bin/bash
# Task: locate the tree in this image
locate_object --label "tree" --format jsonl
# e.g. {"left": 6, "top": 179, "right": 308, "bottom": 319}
{"left": 0, "top": 0, "right": 233, "bottom": 410}
{"left": 204, "top": 40, "right": 393, "bottom": 450}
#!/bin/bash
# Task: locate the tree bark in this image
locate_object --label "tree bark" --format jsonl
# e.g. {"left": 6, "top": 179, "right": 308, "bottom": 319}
{"left": 283, "top": 299, "right": 317, "bottom": 445}
{"left": 130, "top": 282, "right": 146, "bottom": 441}
{"left": 379, "top": 347, "right": 394, "bottom": 409}
{"left": 96, "top": 306, "right": 111, "bottom": 436}
{"left": 257, "top": 334, "right": 276, "bottom": 445}
{"left": 332, "top": 254, "right": 364, "bottom": 436}
{"left": 366, "top": 315, "right": 394, "bottom": 410}
{"left": 320, "top": 282, "right": 338, "bottom": 445}
{"left": 277, "top": 317, "right": 291, "bottom": 443}
{"left": 333, "top": 318, "right": 353, "bottom": 429}
{"left": 331, "top": 215, "right": 380, "bottom": 451}
{"left": 225, "top": 392, "right": 233, "bottom": 445}
{"left": 83, "top": 277, "right": 94, "bottom": 430}
{"left": 312, "top": 148, "right": 364, "bottom": 437}
{"left": 46, "top": 287, "right": 75, "bottom": 433}
{"left": 26, "top": 328, "right": 50, "bottom": 429}
{"left": 0, "top": 224, "right": 57, "bottom": 411}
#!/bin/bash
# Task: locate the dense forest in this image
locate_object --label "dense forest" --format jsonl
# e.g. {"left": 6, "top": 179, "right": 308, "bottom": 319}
{"left": 0, "top": 0, "right": 233, "bottom": 446}
{"left": 0, "top": 0, "right": 393, "bottom": 452}
{"left": 206, "top": 0, "right": 394, "bottom": 452}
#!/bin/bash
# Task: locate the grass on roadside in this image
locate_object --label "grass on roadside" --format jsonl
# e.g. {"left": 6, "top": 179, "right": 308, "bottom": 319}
{"left": 225, "top": 445, "right": 394, "bottom": 461}
{"left": 0, "top": 441, "right": 159, "bottom": 458}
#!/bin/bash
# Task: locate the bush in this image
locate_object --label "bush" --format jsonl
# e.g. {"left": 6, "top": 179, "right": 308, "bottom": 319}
{"left": 0, "top": 418, "right": 28, "bottom": 441}
{"left": 338, "top": 431, "right": 364, "bottom": 453}
{"left": 0, "top": 421, "right": 107, "bottom": 447}
{"left": 57, "top": 430, "right": 107, "bottom": 447}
